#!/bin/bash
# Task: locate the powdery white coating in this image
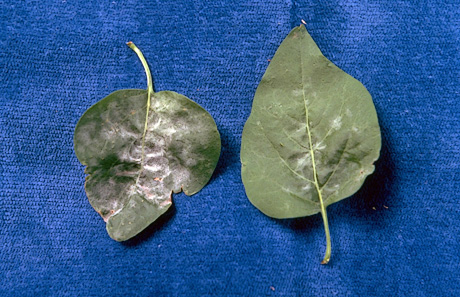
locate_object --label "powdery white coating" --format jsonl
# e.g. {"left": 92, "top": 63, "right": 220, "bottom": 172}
{"left": 145, "top": 151, "right": 163, "bottom": 158}
{"left": 313, "top": 142, "right": 326, "bottom": 151}
{"left": 292, "top": 89, "right": 303, "bottom": 97}
{"left": 302, "top": 184, "right": 312, "bottom": 191}
{"left": 295, "top": 123, "right": 308, "bottom": 134}
{"left": 331, "top": 116, "right": 342, "bottom": 130}
{"left": 143, "top": 164, "right": 163, "bottom": 172}
{"left": 74, "top": 89, "right": 221, "bottom": 241}
{"left": 296, "top": 154, "right": 312, "bottom": 170}
{"left": 127, "top": 185, "right": 138, "bottom": 197}
{"left": 160, "top": 126, "right": 177, "bottom": 136}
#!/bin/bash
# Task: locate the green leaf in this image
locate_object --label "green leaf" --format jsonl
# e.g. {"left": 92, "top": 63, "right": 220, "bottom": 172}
{"left": 240, "top": 25, "right": 381, "bottom": 263}
{"left": 74, "top": 43, "right": 221, "bottom": 241}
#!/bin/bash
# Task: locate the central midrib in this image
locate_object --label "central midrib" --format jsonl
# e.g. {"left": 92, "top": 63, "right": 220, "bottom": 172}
{"left": 136, "top": 91, "right": 152, "bottom": 185}
{"left": 299, "top": 38, "right": 323, "bottom": 207}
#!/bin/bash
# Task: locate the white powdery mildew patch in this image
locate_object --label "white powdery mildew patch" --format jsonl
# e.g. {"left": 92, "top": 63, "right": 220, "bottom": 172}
{"left": 131, "top": 109, "right": 174, "bottom": 205}
{"left": 76, "top": 122, "right": 97, "bottom": 158}
{"left": 137, "top": 166, "right": 170, "bottom": 204}
{"left": 148, "top": 118, "right": 162, "bottom": 130}
{"left": 136, "top": 182, "right": 170, "bottom": 206}
{"left": 172, "top": 168, "right": 191, "bottom": 189}
{"left": 292, "top": 89, "right": 303, "bottom": 97}
{"left": 331, "top": 116, "right": 342, "bottom": 130}
{"left": 281, "top": 187, "right": 293, "bottom": 195}
{"left": 294, "top": 123, "right": 308, "bottom": 134}
{"left": 151, "top": 97, "right": 171, "bottom": 111}
{"left": 139, "top": 100, "right": 195, "bottom": 198}
{"left": 136, "top": 139, "right": 172, "bottom": 206}
{"left": 302, "top": 183, "right": 312, "bottom": 191}
{"left": 185, "top": 158, "right": 198, "bottom": 167}
{"left": 322, "top": 183, "right": 340, "bottom": 194}
{"left": 143, "top": 164, "right": 163, "bottom": 172}
{"left": 161, "top": 126, "right": 177, "bottom": 136}
{"left": 104, "top": 128, "right": 116, "bottom": 138}
{"left": 295, "top": 154, "right": 312, "bottom": 170}
{"left": 116, "top": 124, "right": 139, "bottom": 139}
{"left": 145, "top": 151, "right": 163, "bottom": 158}
{"left": 313, "top": 142, "right": 326, "bottom": 151}
{"left": 124, "top": 143, "right": 142, "bottom": 162}
{"left": 99, "top": 109, "right": 142, "bottom": 161}
{"left": 127, "top": 184, "right": 138, "bottom": 197}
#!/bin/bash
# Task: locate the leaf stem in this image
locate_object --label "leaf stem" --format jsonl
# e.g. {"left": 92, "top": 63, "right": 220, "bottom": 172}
{"left": 308, "top": 147, "right": 332, "bottom": 264}
{"left": 319, "top": 200, "right": 331, "bottom": 264}
{"left": 126, "top": 42, "right": 152, "bottom": 185}
{"left": 303, "top": 104, "right": 332, "bottom": 264}
{"left": 310, "top": 153, "right": 332, "bottom": 264}
{"left": 126, "top": 41, "right": 154, "bottom": 95}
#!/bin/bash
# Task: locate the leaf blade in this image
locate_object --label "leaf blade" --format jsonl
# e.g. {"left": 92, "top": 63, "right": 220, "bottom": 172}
{"left": 242, "top": 25, "right": 380, "bottom": 218}
{"left": 75, "top": 88, "right": 220, "bottom": 241}
{"left": 241, "top": 25, "right": 381, "bottom": 262}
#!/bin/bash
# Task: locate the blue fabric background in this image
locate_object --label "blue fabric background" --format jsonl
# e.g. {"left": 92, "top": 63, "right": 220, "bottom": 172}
{"left": 1, "top": 0, "right": 459, "bottom": 296}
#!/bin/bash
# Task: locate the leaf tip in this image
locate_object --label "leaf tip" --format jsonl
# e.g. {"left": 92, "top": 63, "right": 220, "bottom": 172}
{"left": 301, "top": 19, "right": 307, "bottom": 25}
{"left": 126, "top": 41, "right": 133, "bottom": 45}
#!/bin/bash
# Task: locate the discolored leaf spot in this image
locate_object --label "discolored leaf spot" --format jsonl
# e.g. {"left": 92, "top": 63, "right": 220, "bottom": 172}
{"left": 74, "top": 43, "right": 220, "bottom": 241}
{"left": 240, "top": 25, "right": 381, "bottom": 263}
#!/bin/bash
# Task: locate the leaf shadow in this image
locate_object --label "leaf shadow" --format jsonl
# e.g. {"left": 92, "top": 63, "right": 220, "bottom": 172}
{"left": 274, "top": 213, "right": 327, "bottom": 262}
{"left": 121, "top": 201, "right": 176, "bottom": 247}
{"left": 209, "top": 126, "right": 234, "bottom": 183}
{"left": 338, "top": 120, "right": 397, "bottom": 226}
{"left": 277, "top": 215, "right": 323, "bottom": 234}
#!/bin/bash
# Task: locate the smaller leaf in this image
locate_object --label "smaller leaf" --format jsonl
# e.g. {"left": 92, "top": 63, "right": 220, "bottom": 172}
{"left": 74, "top": 42, "right": 221, "bottom": 241}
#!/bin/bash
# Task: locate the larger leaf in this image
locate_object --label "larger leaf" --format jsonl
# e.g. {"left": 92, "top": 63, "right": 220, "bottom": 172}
{"left": 240, "top": 25, "right": 381, "bottom": 263}
{"left": 74, "top": 43, "right": 221, "bottom": 241}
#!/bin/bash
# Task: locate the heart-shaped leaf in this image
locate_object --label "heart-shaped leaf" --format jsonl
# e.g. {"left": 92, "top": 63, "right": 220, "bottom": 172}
{"left": 240, "top": 25, "right": 381, "bottom": 263}
{"left": 74, "top": 43, "right": 221, "bottom": 241}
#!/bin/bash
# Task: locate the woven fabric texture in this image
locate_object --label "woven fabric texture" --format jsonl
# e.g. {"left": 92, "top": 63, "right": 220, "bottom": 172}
{"left": 1, "top": 1, "right": 459, "bottom": 296}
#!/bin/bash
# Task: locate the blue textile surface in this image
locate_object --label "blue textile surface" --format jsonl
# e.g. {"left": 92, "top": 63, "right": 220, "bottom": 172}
{"left": 1, "top": 0, "right": 459, "bottom": 296}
